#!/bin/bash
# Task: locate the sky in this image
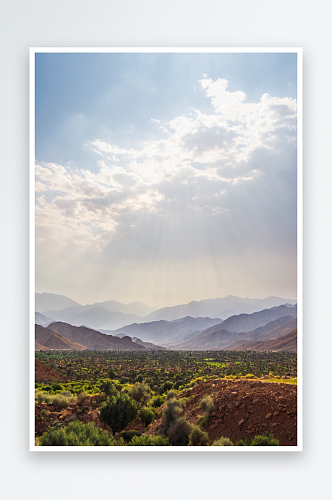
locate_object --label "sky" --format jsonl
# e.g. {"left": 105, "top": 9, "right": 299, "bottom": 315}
{"left": 35, "top": 52, "right": 298, "bottom": 307}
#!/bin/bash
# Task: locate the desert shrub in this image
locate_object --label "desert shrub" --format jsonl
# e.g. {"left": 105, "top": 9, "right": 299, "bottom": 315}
{"left": 250, "top": 433, "right": 279, "bottom": 446}
{"left": 137, "top": 375, "right": 143, "bottom": 383}
{"left": 160, "top": 398, "right": 184, "bottom": 433}
{"left": 129, "top": 383, "right": 151, "bottom": 409}
{"left": 77, "top": 391, "right": 87, "bottom": 409}
{"left": 128, "top": 435, "right": 170, "bottom": 446}
{"left": 199, "top": 396, "right": 215, "bottom": 416}
{"left": 38, "top": 421, "right": 115, "bottom": 446}
{"left": 174, "top": 380, "right": 184, "bottom": 389}
{"left": 101, "top": 380, "right": 118, "bottom": 398}
{"left": 99, "top": 393, "right": 138, "bottom": 434}
{"left": 53, "top": 383, "right": 64, "bottom": 391}
{"left": 152, "top": 385, "right": 159, "bottom": 393}
{"left": 165, "top": 390, "right": 178, "bottom": 401}
{"left": 120, "top": 377, "right": 129, "bottom": 384}
{"left": 40, "top": 409, "right": 50, "bottom": 418}
{"left": 120, "top": 430, "right": 142, "bottom": 441}
{"left": 188, "top": 426, "right": 209, "bottom": 446}
{"left": 139, "top": 408, "right": 155, "bottom": 427}
{"left": 167, "top": 417, "right": 192, "bottom": 446}
{"left": 152, "top": 396, "right": 164, "bottom": 408}
{"left": 211, "top": 436, "right": 234, "bottom": 446}
{"left": 236, "top": 437, "right": 251, "bottom": 446}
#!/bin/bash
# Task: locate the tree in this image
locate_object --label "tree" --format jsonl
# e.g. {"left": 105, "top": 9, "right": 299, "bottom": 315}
{"left": 139, "top": 408, "right": 155, "bottom": 427}
{"left": 129, "top": 382, "right": 151, "bottom": 409}
{"left": 99, "top": 393, "right": 138, "bottom": 435}
{"left": 101, "top": 380, "right": 118, "bottom": 399}
{"left": 167, "top": 417, "right": 192, "bottom": 446}
{"left": 160, "top": 398, "right": 184, "bottom": 434}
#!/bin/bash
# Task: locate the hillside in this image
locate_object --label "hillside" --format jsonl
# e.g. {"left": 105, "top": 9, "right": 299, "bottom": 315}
{"left": 47, "top": 322, "right": 162, "bottom": 351}
{"left": 169, "top": 309, "right": 297, "bottom": 350}
{"left": 35, "top": 324, "right": 86, "bottom": 351}
{"left": 226, "top": 329, "right": 297, "bottom": 352}
{"left": 145, "top": 378, "right": 297, "bottom": 446}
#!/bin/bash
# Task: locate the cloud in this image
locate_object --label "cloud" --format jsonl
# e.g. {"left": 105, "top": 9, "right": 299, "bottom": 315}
{"left": 36, "top": 76, "right": 297, "bottom": 304}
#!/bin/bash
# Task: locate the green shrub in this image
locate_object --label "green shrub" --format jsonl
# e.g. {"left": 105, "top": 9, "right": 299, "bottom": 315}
{"left": 53, "top": 383, "right": 64, "bottom": 391}
{"left": 101, "top": 380, "right": 118, "bottom": 398}
{"left": 189, "top": 426, "right": 209, "bottom": 446}
{"left": 120, "top": 377, "right": 129, "bottom": 384}
{"left": 160, "top": 398, "right": 184, "bottom": 433}
{"left": 129, "top": 383, "right": 151, "bottom": 409}
{"left": 152, "top": 396, "right": 164, "bottom": 408}
{"left": 128, "top": 435, "right": 170, "bottom": 446}
{"left": 236, "top": 437, "right": 251, "bottom": 446}
{"left": 211, "top": 436, "right": 234, "bottom": 446}
{"left": 38, "top": 421, "right": 115, "bottom": 446}
{"left": 99, "top": 393, "right": 138, "bottom": 435}
{"left": 167, "top": 417, "right": 192, "bottom": 446}
{"left": 120, "top": 430, "right": 142, "bottom": 441}
{"left": 199, "top": 396, "right": 215, "bottom": 416}
{"left": 250, "top": 433, "right": 279, "bottom": 446}
{"left": 165, "top": 390, "right": 178, "bottom": 401}
{"left": 139, "top": 408, "right": 155, "bottom": 427}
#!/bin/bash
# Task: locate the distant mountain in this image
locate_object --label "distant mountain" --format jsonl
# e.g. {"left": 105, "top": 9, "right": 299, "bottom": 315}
{"left": 131, "top": 338, "right": 166, "bottom": 350}
{"left": 144, "top": 296, "right": 297, "bottom": 322}
{"left": 35, "top": 312, "right": 54, "bottom": 327}
{"left": 168, "top": 306, "right": 297, "bottom": 350}
{"left": 226, "top": 329, "right": 297, "bottom": 352}
{"left": 42, "top": 301, "right": 156, "bottom": 329}
{"left": 108, "top": 316, "right": 223, "bottom": 346}
{"left": 35, "top": 324, "right": 86, "bottom": 351}
{"left": 218, "top": 305, "right": 297, "bottom": 333}
{"left": 47, "top": 322, "right": 163, "bottom": 351}
{"left": 35, "top": 293, "right": 81, "bottom": 313}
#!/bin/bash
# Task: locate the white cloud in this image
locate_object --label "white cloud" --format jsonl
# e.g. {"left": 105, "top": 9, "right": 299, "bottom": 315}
{"left": 36, "top": 76, "right": 297, "bottom": 284}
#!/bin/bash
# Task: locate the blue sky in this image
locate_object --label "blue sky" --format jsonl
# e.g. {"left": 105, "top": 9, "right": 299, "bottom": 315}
{"left": 35, "top": 52, "right": 297, "bottom": 306}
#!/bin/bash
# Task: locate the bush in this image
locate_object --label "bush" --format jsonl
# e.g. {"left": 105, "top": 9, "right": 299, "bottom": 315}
{"left": 189, "top": 426, "right": 209, "bottom": 446}
{"left": 139, "top": 408, "right": 155, "bottom": 427}
{"left": 129, "top": 383, "right": 151, "bottom": 409}
{"left": 120, "top": 430, "right": 142, "bottom": 442}
{"left": 165, "top": 390, "right": 178, "bottom": 401}
{"left": 99, "top": 393, "right": 138, "bottom": 435}
{"left": 52, "top": 383, "right": 64, "bottom": 391}
{"left": 199, "top": 396, "right": 215, "bottom": 416}
{"left": 236, "top": 437, "right": 251, "bottom": 446}
{"left": 38, "top": 421, "right": 115, "bottom": 446}
{"left": 250, "top": 433, "right": 279, "bottom": 446}
{"left": 128, "top": 435, "right": 170, "bottom": 446}
{"left": 160, "top": 398, "right": 184, "bottom": 433}
{"left": 167, "top": 417, "right": 192, "bottom": 446}
{"left": 120, "top": 377, "right": 129, "bottom": 384}
{"left": 77, "top": 391, "right": 87, "bottom": 409}
{"left": 101, "top": 380, "right": 118, "bottom": 398}
{"left": 152, "top": 396, "right": 164, "bottom": 408}
{"left": 211, "top": 436, "right": 234, "bottom": 446}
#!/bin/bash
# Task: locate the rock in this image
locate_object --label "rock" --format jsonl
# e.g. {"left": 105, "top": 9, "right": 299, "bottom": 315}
{"left": 210, "top": 424, "right": 218, "bottom": 430}
{"left": 265, "top": 413, "right": 272, "bottom": 419}
{"left": 239, "top": 419, "right": 244, "bottom": 426}
{"left": 273, "top": 411, "right": 280, "bottom": 416}
{"left": 68, "top": 414, "right": 78, "bottom": 422}
{"left": 253, "top": 399, "right": 260, "bottom": 404}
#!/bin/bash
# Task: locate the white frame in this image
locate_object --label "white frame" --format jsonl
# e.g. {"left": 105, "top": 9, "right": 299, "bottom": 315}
{"left": 29, "top": 47, "right": 303, "bottom": 452}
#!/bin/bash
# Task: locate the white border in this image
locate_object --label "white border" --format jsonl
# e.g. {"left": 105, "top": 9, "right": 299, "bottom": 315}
{"left": 29, "top": 47, "right": 303, "bottom": 452}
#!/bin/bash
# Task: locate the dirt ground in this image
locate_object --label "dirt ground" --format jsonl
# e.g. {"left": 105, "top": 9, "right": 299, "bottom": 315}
{"left": 147, "top": 379, "right": 297, "bottom": 446}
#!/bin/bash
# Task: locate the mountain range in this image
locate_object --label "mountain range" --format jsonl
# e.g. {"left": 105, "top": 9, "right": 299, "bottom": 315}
{"left": 35, "top": 293, "right": 296, "bottom": 332}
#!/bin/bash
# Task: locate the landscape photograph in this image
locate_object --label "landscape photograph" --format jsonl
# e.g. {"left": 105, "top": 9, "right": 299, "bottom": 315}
{"left": 31, "top": 49, "right": 300, "bottom": 449}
